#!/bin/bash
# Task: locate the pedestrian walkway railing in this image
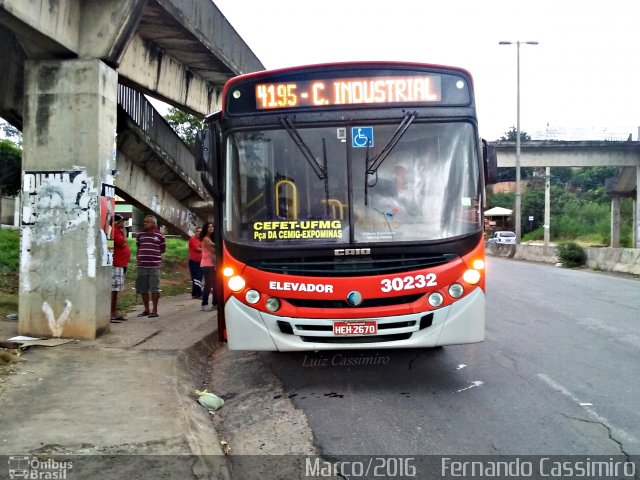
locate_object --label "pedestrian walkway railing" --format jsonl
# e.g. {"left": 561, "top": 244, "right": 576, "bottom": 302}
{"left": 117, "top": 84, "right": 207, "bottom": 199}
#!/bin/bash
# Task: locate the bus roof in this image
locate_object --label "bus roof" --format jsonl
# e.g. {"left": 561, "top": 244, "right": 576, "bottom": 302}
{"left": 223, "top": 60, "right": 474, "bottom": 96}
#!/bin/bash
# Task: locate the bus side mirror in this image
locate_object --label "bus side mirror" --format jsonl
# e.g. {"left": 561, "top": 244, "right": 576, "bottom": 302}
{"left": 482, "top": 140, "right": 498, "bottom": 185}
{"left": 195, "top": 129, "right": 213, "bottom": 172}
{"left": 194, "top": 112, "right": 221, "bottom": 198}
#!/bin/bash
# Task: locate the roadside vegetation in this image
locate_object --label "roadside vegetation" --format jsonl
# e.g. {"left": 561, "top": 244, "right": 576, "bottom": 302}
{"left": 0, "top": 230, "right": 191, "bottom": 319}
{"left": 556, "top": 241, "right": 588, "bottom": 268}
{"left": 0, "top": 229, "right": 19, "bottom": 319}
{"left": 487, "top": 166, "right": 634, "bottom": 247}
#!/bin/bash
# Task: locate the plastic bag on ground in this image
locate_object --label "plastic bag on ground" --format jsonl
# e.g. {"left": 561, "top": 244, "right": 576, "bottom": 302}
{"left": 195, "top": 389, "right": 225, "bottom": 411}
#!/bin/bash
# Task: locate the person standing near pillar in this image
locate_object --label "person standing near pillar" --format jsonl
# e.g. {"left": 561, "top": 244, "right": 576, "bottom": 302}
{"left": 199, "top": 223, "right": 216, "bottom": 311}
{"left": 111, "top": 214, "right": 131, "bottom": 323}
{"left": 188, "top": 226, "right": 203, "bottom": 299}
{"left": 135, "top": 215, "right": 165, "bottom": 318}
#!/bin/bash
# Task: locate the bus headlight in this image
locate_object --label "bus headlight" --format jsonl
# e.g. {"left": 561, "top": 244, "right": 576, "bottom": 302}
{"left": 265, "top": 297, "right": 281, "bottom": 312}
{"left": 245, "top": 289, "right": 260, "bottom": 304}
{"left": 428, "top": 292, "right": 444, "bottom": 307}
{"left": 472, "top": 259, "right": 485, "bottom": 270}
{"left": 448, "top": 283, "right": 464, "bottom": 298}
{"left": 463, "top": 269, "right": 481, "bottom": 285}
{"left": 228, "top": 275, "right": 246, "bottom": 292}
{"left": 223, "top": 267, "right": 234, "bottom": 277}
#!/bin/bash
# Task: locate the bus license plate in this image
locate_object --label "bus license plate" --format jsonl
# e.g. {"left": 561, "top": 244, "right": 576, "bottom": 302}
{"left": 333, "top": 321, "right": 377, "bottom": 336}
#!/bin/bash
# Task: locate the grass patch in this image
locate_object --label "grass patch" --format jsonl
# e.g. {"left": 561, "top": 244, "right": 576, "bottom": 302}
{"left": 0, "top": 229, "right": 20, "bottom": 319}
{"left": 0, "top": 229, "right": 19, "bottom": 271}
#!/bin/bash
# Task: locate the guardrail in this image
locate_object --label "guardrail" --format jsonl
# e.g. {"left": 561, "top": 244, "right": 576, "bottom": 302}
{"left": 487, "top": 243, "right": 640, "bottom": 276}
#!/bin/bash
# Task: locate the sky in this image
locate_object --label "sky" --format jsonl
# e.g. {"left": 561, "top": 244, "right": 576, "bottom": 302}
{"left": 208, "top": 0, "right": 640, "bottom": 142}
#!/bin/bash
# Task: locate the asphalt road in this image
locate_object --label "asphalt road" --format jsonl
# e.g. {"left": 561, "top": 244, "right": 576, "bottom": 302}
{"left": 209, "top": 258, "right": 640, "bottom": 464}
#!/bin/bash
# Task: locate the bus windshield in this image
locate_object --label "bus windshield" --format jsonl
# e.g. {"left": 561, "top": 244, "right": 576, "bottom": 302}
{"left": 224, "top": 121, "right": 480, "bottom": 246}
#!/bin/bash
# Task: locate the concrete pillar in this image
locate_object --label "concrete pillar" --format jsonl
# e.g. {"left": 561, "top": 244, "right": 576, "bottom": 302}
{"left": 544, "top": 166, "right": 551, "bottom": 248}
{"left": 19, "top": 59, "right": 117, "bottom": 339}
{"left": 636, "top": 166, "right": 640, "bottom": 248}
{"left": 610, "top": 196, "right": 621, "bottom": 248}
{"left": 14, "top": 195, "right": 21, "bottom": 227}
{"left": 633, "top": 196, "right": 638, "bottom": 249}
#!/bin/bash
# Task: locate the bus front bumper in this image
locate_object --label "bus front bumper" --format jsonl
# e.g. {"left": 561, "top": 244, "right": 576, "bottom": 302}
{"left": 224, "top": 288, "right": 485, "bottom": 351}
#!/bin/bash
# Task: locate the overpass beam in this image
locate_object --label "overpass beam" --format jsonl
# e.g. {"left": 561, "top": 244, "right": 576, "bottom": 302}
{"left": 0, "top": 0, "right": 147, "bottom": 64}
{"left": 118, "top": 33, "right": 221, "bottom": 116}
{"left": 78, "top": 0, "right": 148, "bottom": 64}
{"left": 19, "top": 59, "right": 118, "bottom": 340}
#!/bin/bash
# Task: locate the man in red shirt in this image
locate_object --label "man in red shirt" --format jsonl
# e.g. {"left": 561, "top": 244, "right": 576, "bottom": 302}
{"left": 111, "top": 214, "right": 131, "bottom": 322}
{"left": 188, "top": 226, "right": 203, "bottom": 299}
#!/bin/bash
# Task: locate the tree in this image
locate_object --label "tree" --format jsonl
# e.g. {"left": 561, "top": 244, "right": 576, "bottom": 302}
{"left": 499, "top": 126, "right": 531, "bottom": 142}
{"left": 0, "top": 139, "right": 22, "bottom": 222}
{"left": 572, "top": 167, "right": 617, "bottom": 193}
{"left": 1, "top": 119, "right": 22, "bottom": 144}
{"left": 163, "top": 108, "right": 202, "bottom": 150}
{"left": 522, "top": 184, "right": 545, "bottom": 232}
{"left": 495, "top": 127, "right": 533, "bottom": 181}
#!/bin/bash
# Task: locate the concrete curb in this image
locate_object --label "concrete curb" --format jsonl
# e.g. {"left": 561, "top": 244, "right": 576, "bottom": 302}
{"left": 176, "top": 331, "right": 232, "bottom": 480}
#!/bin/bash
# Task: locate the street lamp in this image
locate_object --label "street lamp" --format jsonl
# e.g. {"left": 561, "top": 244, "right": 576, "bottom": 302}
{"left": 499, "top": 40, "right": 538, "bottom": 244}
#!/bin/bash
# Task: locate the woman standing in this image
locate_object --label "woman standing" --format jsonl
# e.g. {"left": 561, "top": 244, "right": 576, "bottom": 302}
{"left": 111, "top": 214, "right": 131, "bottom": 322}
{"left": 199, "top": 223, "right": 216, "bottom": 311}
{"left": 188, "top": 226, "right": 203, "bottom": 299}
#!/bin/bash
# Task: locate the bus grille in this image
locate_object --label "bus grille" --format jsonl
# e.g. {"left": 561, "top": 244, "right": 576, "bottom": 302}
{"left": 285, "top": 293, "right": 422, "bottom": 309}
{"left": 300, "top": 333, "right": 412, "bottom": 344}
{"left": 249, "top": 253, "right": 457, "bottom": 277}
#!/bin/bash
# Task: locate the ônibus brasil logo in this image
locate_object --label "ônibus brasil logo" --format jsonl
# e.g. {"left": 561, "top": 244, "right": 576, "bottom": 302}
{"left": 8, "top": 456, "right": 72, "bottom": 479}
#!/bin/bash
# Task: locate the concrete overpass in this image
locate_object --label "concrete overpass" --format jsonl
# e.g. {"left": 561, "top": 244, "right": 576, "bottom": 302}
{"left": 492, "top": 141, "right": 640, "bottom": 249}
{"left": 0, "top": 0, "right": 264, "bottom": 339}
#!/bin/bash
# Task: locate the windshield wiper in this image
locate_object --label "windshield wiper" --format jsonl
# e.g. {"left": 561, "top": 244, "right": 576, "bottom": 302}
{"left": 280, "top": 117, "right": 326, "bottom": 179}
{"left": 366, "top": 110, "right": 418, "bottom": 174}
{"left": 322, "top": 138, "right": 331, "bottom": 216}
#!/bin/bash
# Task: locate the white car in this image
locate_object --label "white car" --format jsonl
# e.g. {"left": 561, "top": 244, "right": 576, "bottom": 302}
{"left": 488, "top": 231, "right": 516, "bottom": 245}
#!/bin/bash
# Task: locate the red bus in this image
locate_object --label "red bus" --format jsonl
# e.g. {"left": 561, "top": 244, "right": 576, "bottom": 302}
{"left": 196, "top": 62, "right": 496, "bottom": 351}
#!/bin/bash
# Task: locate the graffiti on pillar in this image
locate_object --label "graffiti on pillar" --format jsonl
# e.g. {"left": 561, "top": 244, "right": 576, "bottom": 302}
{"left": 22, "top": 169, "right": 95, "bottom": 235}
{"left": 42, "top": 299, "right": 73, "bottom": 338}
{"left": 21, "top": 170, "right": 98, "bottom": 292}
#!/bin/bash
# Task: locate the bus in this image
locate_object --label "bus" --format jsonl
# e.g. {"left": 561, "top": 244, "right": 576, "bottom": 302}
{"left": 195, "top": 61, "right": 496, "bottom": 351}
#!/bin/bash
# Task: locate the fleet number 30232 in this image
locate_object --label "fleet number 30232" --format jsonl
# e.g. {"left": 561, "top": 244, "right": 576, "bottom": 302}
{"left": 380, "top": 273, "right": 437, "bottom": 292}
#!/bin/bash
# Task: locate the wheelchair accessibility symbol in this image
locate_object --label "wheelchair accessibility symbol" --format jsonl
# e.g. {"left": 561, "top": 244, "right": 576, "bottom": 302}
{"left": 352, "top": 127, "right": 374, "bottom": 148}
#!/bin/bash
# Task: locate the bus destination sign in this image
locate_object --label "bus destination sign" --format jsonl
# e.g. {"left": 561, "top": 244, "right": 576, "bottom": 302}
{"left": 255, "top": 75, "right": 442, "bottom": 110}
